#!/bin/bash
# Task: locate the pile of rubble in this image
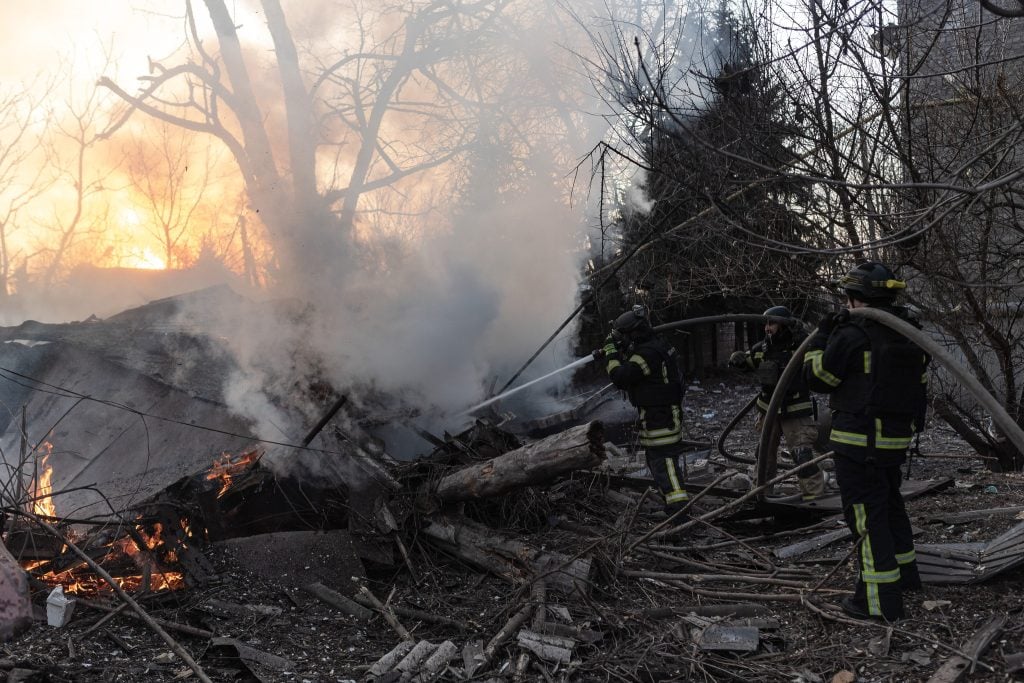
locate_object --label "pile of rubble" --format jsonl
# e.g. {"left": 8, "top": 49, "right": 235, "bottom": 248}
{"left": 5, "top": 292, "right": 1024, "bottom": 681}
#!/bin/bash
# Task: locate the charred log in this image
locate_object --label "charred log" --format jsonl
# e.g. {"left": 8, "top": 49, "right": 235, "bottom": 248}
{"left": 433, "top": 421, "right": 605, "bottom": 502}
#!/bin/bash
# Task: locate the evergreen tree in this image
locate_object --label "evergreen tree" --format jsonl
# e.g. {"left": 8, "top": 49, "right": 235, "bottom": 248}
{"left": 609, "top": 2, "right": 823, "bottom": 322}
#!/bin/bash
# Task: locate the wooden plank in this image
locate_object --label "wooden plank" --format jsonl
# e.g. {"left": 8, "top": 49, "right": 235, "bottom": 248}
{"left": 422, "top": 516, "right": 592, "bottom": 595}
{"left": 759, "top": 478, "right": 954, "bottom": 514}
{"left": 926, "top": 615, "right": 1006, "bottom": 683}
{"left": 776, "top": 525, "right": 922, "bottom": 561}
{"left": 773, "top": 528, "right": 851, "bottom": 560}
{"left": 930, "top": 506, "right": 1024, "bottom": 524}
{"left": 302, "top": 582, "right": 373, "bottom": 621}
{"left": 516, "top": 629, "right": 574, "bottom": 664}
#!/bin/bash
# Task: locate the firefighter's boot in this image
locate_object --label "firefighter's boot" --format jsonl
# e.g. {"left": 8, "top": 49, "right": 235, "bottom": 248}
{"left": 794, "top": 447, "right": 825, "bottom": 501}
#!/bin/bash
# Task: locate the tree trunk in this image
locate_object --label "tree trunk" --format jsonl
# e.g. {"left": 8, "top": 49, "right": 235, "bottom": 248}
{"left": 433, "top": 421, "right": 605, "bottom": 501}
{"left": 932, "top": 398, "right": 1022, "bottom": 472}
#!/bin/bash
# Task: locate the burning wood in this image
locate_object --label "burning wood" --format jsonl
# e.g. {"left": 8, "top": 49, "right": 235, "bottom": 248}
{"left": 27, "top": 443, "right": 55, "bottom": 519}
{"left": 204, "top": 448, "right": 262, "bottom": 498}
{"left": 25, "top": 520, "right": 188, "bottom": 596}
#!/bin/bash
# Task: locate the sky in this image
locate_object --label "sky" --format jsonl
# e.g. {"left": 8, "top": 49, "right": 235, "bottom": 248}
{"left": 1, "top": 4, "right": 181, "bottom": 82}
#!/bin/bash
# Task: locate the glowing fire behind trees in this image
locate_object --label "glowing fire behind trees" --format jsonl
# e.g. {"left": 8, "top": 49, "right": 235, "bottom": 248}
{"left": 1, "top": 0, "right": 593, "bottom": 304}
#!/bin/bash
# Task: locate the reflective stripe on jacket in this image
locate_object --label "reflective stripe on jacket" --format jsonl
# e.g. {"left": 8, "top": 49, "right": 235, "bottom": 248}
{"left": 803, "top": 319, "right": 918, "bottom": 464}
{"left": 607, "top": 336, "right": 683, "bottom": 446}
{"left": 739, "top": 338, "right": 813, "bottom": 418}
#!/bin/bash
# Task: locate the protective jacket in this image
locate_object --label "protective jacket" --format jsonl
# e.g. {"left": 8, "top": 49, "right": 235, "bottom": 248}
{"left": 605, "top": 335, "right": 684, "bottom": 448}
{"left": 738, "top": 334, "right": 814, "bottom": 418}
{"left": 804, "top": 307, "right": 929, "bottom": 464}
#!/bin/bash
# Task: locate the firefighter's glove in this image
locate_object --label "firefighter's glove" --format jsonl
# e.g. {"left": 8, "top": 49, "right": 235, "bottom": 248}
{"left": 728, "top": 351, "right": 748, "bottom": 369}
{"left": 602, "top": 333, "right": 621, "bottom": 360}
{"left": 817, "top": 312, "right": 841, "bottom": 336}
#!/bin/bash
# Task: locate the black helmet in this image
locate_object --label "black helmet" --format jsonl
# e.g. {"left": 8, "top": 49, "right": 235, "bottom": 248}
{"left": 762, "top": 305, "right": 794, "bottom": 345}
{"left": 838, "top": 261, "right": 906, "bottom": 302}
{"left": 763, "top": 305, "right": 793, "bottom": 322}
{"left": 612, "top": 304, "right": 652, "bottom": 338}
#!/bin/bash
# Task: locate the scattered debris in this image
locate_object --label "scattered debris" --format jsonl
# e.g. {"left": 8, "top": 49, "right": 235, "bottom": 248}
{"left": 3, "top": 312, "right": 1024, "bottom": 681}
{"left": 44, "top": 586, "right": 75, "bottom": 628}
{"left": 698, "top": 625, "right": 760, "bottom": 652}
{"left": 926, "top": 615, "right": 1005, "bottom": 683}
{"left": 916, "top": 520, "right": 1024, "bottom": 583}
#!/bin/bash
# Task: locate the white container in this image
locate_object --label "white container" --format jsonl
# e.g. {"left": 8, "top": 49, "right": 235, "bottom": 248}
{"left": 45, "top": 585, "right": 76, "bottom": 627}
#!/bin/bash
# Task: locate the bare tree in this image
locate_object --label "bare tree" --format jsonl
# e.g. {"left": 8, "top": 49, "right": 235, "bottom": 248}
{"left": 123, "top": 119, "right": 214, "bottom": 269}
{"left": 894, "top": 0, "right": 1024, "bottom": 468}
{"left": 586, "top": 0, "right": 1024, "bottom": 464}
{"left": 37, "top": 59, "right": 121, "bottom": 287}
{"left": 0, "top": 82, "right": 53, "bottom": 301}
{"left": 99, "top": 0, "right": 531, "bottom": 288}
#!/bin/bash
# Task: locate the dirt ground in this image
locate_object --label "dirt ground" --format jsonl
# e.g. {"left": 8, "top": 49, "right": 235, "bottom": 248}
{"left": 7, "top": 373, "right": 1024, "bottom": 682}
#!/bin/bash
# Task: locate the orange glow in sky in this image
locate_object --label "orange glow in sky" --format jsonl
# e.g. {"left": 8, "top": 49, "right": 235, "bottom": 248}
{"left": 0, "top": 3, "right": 263, "bottom": 283}
{"left": 121, "top": 248, "right": 168, "bottom": 270}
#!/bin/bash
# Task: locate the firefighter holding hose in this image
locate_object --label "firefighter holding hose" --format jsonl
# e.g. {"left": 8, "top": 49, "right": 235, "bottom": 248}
{"left": 595, "top": 305, "right": 689, "bottom": 517}
{"left": 804, "top": 261, "right": 929, "bottom": 621}
{"left": 728, "top": 306, "right": 826, "bottom": 501}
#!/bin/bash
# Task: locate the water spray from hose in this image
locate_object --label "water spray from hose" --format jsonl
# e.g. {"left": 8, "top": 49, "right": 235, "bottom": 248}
{"left": 460, "top": 354, "right": 597, "bottom": 416}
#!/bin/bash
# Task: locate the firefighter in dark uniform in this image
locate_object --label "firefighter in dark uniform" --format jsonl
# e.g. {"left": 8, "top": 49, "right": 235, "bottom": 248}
{"left": 599, "top": 306, "right": 688, "bottom": 514}
{"left": 804, "top": 262, "right": 928, "bottom": 621}
{"left": 729, "top": 306, "right": 826, "bottom": 500}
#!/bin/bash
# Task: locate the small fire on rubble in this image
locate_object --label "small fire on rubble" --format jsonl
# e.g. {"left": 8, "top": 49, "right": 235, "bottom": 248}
{"left": 27, "top": 521, "right": 188, "bottom": 596}
{"left": 19, "top": 448, "right": 262, "bottom": 597}
{"left": 206, "top": 448, "right": 262, "bottom": 498}
{"left": 29, "top": 443, "right": 57, "bottom": 519}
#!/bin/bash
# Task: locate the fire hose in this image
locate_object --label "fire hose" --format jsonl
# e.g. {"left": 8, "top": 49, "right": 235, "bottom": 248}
{"left": 653, "top": 310, "right": 1024, "bottom": 497}
{"left": 652, "top": 313, "right": 813, "bottom": 472}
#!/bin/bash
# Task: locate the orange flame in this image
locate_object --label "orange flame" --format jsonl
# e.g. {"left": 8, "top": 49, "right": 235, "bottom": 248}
{"left": 32, "top": 569, "right": 185, "bottom": 594}
{"left": 30, "top": 443, "right": 56, "bottom": 518}
{"left": 205, "top": 449, "right": 261, "bottom": 498}
{"left": 110, "top": 522, "right": 165, "bottom": 558}
{"left": 28, "top": 520, "right": 188, "bottom": 595}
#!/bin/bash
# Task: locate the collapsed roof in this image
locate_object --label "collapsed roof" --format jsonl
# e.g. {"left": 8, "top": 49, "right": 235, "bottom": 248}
{"left": 0, "top": 286, "right": 391, "bottom": 519}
